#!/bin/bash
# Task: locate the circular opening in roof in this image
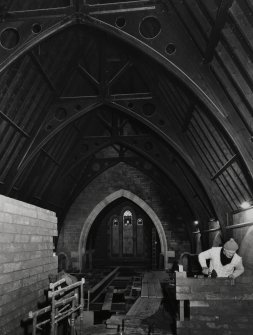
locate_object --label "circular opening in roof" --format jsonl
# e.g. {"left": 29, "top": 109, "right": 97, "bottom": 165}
{"left": 0, "top": 28, "right": 20, "bottom": 49}
{"left": 115, "top": 17, "right": 126, "bottom": 28}
{"left": 143, "top": 102, "right": 156, "bottom": 116}
{"left": 166, "top": 43, "right": 176, "bottom": 55}
{"left": 139, "top": 16, "right": 161, "bottom": 39}
{"left": 32, "top": 23, "right": 42, "bottom": 34}
{"left": 54, "top": 107, "right": 67, "bottom": 121}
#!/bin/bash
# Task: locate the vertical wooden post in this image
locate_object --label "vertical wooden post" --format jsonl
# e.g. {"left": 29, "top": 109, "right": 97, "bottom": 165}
{"left": 32, "top": 314, "right": 37, "bottom": 335}
{"left": 80, "top": 277, "right": 85, "bottom": 311}
{"left": 50, "top": 292, "right": 55, "bottom": 335}
{"left": 87, "top": 290, "right": 90, "bottom": 311}
{"left": 70, "top": 296, "right": 76, "bottom": 335}
{"left": 179, "top": 300, "right": 184, "bottom": 321}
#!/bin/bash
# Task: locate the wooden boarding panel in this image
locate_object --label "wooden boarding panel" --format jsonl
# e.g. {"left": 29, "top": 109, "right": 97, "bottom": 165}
{"left": 126, "top": 297, "right": 162, "bottom": 317}
{"left": 106, "top": 272, "right": 169, "bottom": 333}
{"left": 144, "top": 272, "right": 154, "bottom": 280}
{"left": 141, "top": 281, "right": 148, "bottom": 297}
{"left": 102, "top": 286, "right": 114, "bottom": 310}
{"left": 148, "top": 282, "right": 156, "bottom": 298}
{"left": 126, "top": 297, "right": 142, "bottom": 316}
{"left": 154, "top": 278, "right": 163, "bottom": 298}
{"left": 106, "top": 314, "right": 125, "bottom": 329}
{"left": 141, "top": 272, "right": 163, "bottom": 298}
{"left": 106, "top": 272, "right": 166, "bottom": 333}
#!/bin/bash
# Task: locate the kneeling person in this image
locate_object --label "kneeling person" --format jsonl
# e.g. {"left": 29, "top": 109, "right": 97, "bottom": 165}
{"left": 198, "top": 238, "right": 244, "bottom": 279}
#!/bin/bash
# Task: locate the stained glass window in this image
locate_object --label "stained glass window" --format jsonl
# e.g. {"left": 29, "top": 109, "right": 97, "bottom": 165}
{"left": 123, "top": 210, "right": 132, "bottom": 225}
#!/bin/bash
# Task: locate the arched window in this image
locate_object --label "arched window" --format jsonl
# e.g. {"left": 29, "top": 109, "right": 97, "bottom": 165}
{"left": 122, "top": 210, "right": 133, "bottom": 255}
{"left": 123, "top": 210, "right": 132, "bottom": 225}
{"left": 113, "top": 218, "right": 119, "bottom": 226}
{"left": 137, "top": 218, "right": 143, "bottom": 225}
{"left": 111, "top": 216, "right": 120, "bottom": 255}
{"left": 137, "top": 218, "right": 143, "bottom": 255}
{"left": 108, "top": 206, "right": 146, "bottom": 259}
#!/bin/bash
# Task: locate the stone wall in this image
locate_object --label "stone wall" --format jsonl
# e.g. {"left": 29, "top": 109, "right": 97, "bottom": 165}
{"left": 176, "top": 272, "right": 253, "bottom": 335}
{"left": 57, "top": 163, "right": 191, "bottom": 271}
{"left": 0, "top": 195, "right": 58, "bottom": 335}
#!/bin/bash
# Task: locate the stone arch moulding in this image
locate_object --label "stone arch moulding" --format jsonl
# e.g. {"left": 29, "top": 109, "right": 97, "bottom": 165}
{"left": 78, "top": 189, "right": 168, "bottom": 270}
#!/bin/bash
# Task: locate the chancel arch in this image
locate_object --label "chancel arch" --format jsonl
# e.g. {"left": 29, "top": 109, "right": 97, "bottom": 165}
{"left": 78, "top": 189, "right": 168, "bottom": 270}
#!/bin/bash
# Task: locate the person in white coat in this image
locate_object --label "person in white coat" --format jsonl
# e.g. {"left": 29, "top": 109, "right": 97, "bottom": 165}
{"left": 198, "top": 238, "right": 244, "bottom": 279}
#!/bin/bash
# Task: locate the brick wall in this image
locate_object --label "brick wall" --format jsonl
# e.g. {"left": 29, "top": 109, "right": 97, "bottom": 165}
{"left": 0, "top": 195, "right": 58, "bottom": 335}
{"left": 176, "top": 272, "right": 253, "bottom": 335}
{"left": 57, "top": 163, "right": 191, "bottom": 271}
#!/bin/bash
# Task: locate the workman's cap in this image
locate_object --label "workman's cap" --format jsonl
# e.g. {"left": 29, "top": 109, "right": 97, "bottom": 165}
{"left": 224, "top": 238, "right": 238, "bottom": 251}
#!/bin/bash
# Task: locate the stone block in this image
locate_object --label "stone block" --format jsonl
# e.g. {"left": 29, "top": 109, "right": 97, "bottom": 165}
{"left": 176, "top": 286, "right": 191, "bottom": 294}
{"left": 0, "top": 212, "right": 13, "bottom": 223}
{"left": 0, "top": 233, "right": 14, "bottom": 243}
{"left": 190, "top": 301, "right": 210, "bottom": 307}
{"left": 3, "top": 262, "right": 22, "bottom": 273}
{"left": 30, "top": 235, "right": 44, "bottom": 242}
{"left": 0, "top": 195, "right": 57, "bottom": 335}
{"left": 37, "top": 210, "right": 57, "bottom": 223}
{"left": 0, "top": 253, "right": 13, "bottom": 264}
{"left": 80, "top": 311, "right": 94, "bottom": 327}
{"left": 14, "top": 234, "right": 30, "bottom": 243}
{"left": 0, "top": 274, "right": 12, "bottom": 285}
{"left": 176, "top": 271, "right": 187, "bottom": 279}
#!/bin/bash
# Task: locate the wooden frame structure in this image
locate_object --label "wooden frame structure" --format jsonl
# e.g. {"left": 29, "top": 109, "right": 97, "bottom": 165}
{"left": 28, "top": 277, "right": 85, "bottom": 335}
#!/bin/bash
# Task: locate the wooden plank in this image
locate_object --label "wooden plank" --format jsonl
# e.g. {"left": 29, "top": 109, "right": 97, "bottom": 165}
{"left": 141, "top": 272, "right": 150, "bottom": 298}
{"left": 148, "top": 282, "right": 156, "bottom": 298}
{"left": 126, "top": 297, "right": 142, "bottom": 316}
{"left": 141, "top": 281, "right": 148, "bottom": 297}
{"left": 126, "top": 297, "right": 162, "bottom": 318}
{"left": 179, "top": 300, "right": 184, "bottom": 321}
{"left": 154, "top": 279, "right": 163, "bottom": 298}
{"left": 90, "top": 267, "right": 120, "bottom": 294}
{"left": 102, "top": 286, "right": 114, "bottom": 310}
{"left": 141, "top": 272, "right": 163, "bottom": 298}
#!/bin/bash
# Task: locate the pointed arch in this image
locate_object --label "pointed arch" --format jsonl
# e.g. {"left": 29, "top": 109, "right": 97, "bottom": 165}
{"left": 78, "top": 189, "right": 168, "bottom": 269}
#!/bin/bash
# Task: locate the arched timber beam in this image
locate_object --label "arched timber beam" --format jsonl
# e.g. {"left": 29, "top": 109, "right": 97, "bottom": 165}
{"left": 1, "top": 3, "right": 252, "bottom": 185}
